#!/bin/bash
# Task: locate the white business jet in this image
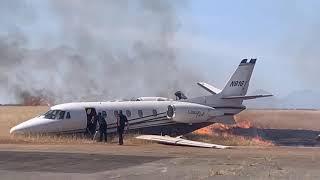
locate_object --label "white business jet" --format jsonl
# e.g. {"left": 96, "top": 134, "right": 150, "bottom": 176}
{"left": 10, "top": 59, "right": 271, "bottom": 147}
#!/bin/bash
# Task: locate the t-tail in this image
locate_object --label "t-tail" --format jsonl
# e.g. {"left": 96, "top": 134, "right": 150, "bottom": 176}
{"left": 193, "top": 59, "right": 272, "bottom": 125}
{"left": 221, "top": 59, "right": 256, "bottom": 97}
{"left": 220, "top": 59, "right": 272, "bottom": 101}
{"left": 196, "top": 59, "right": 272, "bottom": 105}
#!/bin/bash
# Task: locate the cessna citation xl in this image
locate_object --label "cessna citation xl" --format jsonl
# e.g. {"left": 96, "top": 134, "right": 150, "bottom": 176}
{"left": 10, "top": 59, "right": 272, "bottom": 138}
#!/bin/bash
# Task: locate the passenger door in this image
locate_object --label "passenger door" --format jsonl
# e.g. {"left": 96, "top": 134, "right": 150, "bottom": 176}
{"left": 85, "top": 108, "right": 97, "bottom": 136}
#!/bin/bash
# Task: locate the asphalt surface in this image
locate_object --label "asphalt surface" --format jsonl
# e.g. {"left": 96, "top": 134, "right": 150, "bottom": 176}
{"left": 0, "top": 144, "right": 320, "bottom": 180}
{"left": 0, "top": 151, "right": 167, "bottom": 173}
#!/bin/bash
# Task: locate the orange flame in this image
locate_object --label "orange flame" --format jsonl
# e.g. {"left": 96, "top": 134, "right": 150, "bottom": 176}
{"left": 195, "top": 118, "right": 253, "bottom": 136}
{"left": 234, "top": 118, "right": 253, "bottom": 129}
{"left": 194, "top": 118, "right": 273, "bottom": 146}
{"left": 250, "top": 136, "right": 274, "bottom": 146}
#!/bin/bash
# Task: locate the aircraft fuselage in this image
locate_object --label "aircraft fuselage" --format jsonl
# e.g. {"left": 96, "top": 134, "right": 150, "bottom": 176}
{"left": 10, "top": 100, "right": 243, "bottom": 136}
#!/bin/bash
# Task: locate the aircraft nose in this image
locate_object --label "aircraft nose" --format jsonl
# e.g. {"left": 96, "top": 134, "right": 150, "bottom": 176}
{"left": 10, "top": 122, "right": 31, "bottom": 134}
{"left": 9, "top": 126, "right": 16, "bottom": 134}
{"left": 10, "top": 119, "right": 34, "bottom": 134}
{"left": 9, "top": 117, "right": 53, "bottom": 134}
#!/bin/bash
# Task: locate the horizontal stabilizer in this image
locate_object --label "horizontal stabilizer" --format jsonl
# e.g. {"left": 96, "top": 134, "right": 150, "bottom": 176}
{"left": 197, "top": 82, "right": 222, "bottom": 95}
{"left": 136, "top": 135, "right": 231, "bottom": 149}
{"left": 222, "top": 94, "right": 273, "bottom": 100}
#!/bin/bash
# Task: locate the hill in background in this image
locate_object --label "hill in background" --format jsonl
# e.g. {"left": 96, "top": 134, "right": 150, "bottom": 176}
{"left": 245, "top": 89, "right": 320, "bottom": 109}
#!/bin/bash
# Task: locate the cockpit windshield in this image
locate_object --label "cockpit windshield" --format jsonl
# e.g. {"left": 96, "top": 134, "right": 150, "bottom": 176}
{"left": 44, "top": 110, "right": 66, "bottom": 119}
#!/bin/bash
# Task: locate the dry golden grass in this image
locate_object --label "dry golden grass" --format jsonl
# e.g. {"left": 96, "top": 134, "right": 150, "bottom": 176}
{"left": 2, "top": 133, "right": 152, "bottom": 145}
{"left": 0, "top": 106, "right": 318, "bottom": 146}
{"left": 237, "top": 109, "right": 320, "bottom": 130}
{"left": 0, "top": 106, "right": 48, "bottom": 138}
{"left": 1, "top": 134, "right": 93, "bottom": 144}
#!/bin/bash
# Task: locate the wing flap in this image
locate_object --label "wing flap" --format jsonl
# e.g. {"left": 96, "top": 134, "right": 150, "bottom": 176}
{"left": 136, "top": 135, "right": 231, "bottom": 149}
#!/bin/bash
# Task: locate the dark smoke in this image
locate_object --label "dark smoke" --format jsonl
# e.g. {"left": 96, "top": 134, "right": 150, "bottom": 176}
{"left": 18, "top": 90, "right": 54, "bottom": 106}
{"left": 0, "top": 0, "right": 203, "bottom": 104}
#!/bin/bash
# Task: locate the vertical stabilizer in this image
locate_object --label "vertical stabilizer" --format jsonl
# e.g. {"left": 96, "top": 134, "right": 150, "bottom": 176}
{"left": 221, "top": 59, "right": 256, "bottom": 97}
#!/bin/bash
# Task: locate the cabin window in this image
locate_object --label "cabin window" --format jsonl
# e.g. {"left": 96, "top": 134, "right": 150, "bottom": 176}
{"left": 152, "top": 109, "right": 157, "bottom": 116}
{"left": 66, "top": 112, "right": 71, "bottom": 119}
{"left": 54, "top": 111, "right": 60, "bottom": 119}
{"left": 138, "top": 110, "right": 143, "bottom": 118}
{"left": 102, "top": 111, "right": 107, "bottom": 118}
{"left": 44, "top": 110, "right": 61, "bottom": 119}
{"left": 44, "top": 110, "right": 53, "bottom": 119}
{"left": 167, "top": 105, "right": 175, "bottom": 118}
{"left": 126, "top": 110, "right": 131, "bottom": 117}
{"left": 58, "top": 111, "right": 66, "bottom": 119}
{"left": 114, "top": 110, "right": 119, "bottom": 117}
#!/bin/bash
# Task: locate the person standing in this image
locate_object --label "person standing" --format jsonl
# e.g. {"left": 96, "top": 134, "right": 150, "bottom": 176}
{"left": 117, "top": 110, "right": 128, "bottom": 145}
{"left": 91, "top": 114, "right": 98, "bottom": 138}
{"left": 97, "top": 112, "right": 107, "bottom": 142}
{"left": 86, "top": 114, "right": 97, "bottom": 139}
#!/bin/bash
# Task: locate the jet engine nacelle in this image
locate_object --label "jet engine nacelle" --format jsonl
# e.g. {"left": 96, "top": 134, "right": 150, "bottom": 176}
{"left": 167, "top": 102, "right": 223, "bottom": 124}
{"left": 135, "top": 97, "right": 171, "bottom": 101}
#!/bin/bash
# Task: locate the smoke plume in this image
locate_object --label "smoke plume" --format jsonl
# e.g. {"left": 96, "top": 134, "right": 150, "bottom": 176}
{"left": 0, "top": 0, "right": 203, "bottom": 104}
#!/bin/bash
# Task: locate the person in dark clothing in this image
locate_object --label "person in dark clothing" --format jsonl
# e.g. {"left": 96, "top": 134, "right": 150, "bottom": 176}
{"left": 86, "top": 115, "right": 97, "bottom": 139}
{"left": 91, "top": 115, "right": 98, "bottom": 138}
{"left": 97, "top": 112, "right": 107, "bottom": 142}
{"left": 117, "top": 110, "right": 129, "bottom": 145}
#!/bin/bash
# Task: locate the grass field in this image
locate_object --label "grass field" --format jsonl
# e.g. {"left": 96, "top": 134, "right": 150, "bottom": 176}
{"left": 0, "top": 106, "right": 48, "bottom": 138}
{"left": 1, "top": 106, "right": 319, "bottom": 146}
{"left": 237, "top": 109, "right": 320, "bottom": 131}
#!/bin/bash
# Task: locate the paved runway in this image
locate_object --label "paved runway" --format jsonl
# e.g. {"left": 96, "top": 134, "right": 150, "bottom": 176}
{"left": 0, "top": 151, "right": 167, "bottom": 173}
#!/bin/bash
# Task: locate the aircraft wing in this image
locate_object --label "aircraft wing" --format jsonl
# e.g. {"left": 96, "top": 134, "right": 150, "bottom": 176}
{"left": 197, "top": 82, "right": 222, "bottom": 95}
{"left": 222, "top": 94, "right": 273, "bottom": 100}
{"left": 136, "top": 135, "right": 231, "bottom": 149}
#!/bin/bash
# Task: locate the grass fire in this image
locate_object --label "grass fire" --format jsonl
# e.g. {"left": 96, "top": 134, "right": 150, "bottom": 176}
{"left": 192, "top": 117, "right": 274, "bottom": 146}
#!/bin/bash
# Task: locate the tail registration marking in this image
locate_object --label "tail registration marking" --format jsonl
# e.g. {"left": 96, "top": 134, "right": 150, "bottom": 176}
{"left": 230, "top": 81, "right": 246, "bottom": 87}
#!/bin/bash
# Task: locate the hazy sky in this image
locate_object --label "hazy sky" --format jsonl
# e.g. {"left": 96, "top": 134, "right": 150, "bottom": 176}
{"left": 184, "top": 1, "right": 320, "bottom": 97}
{"left": 1, "top": 0, "right": 320, "bottom": 103}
